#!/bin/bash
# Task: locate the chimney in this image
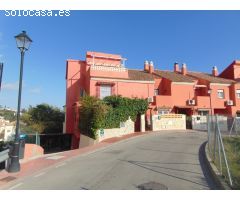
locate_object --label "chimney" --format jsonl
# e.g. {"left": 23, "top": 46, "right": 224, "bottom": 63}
{"left": 174, "top": 62, "right": 179, "bottom": 72}
{"left": 181, "top": 63, "right": 187, "bottom": 75}
{"left": 149, "top": 61, "right": 154, "bottom": 74}
{"left": 212, "top": 66, "right": 218, "bottom": 77}
{"left": 144, "top": 60, "right": 149, "bottom": 72}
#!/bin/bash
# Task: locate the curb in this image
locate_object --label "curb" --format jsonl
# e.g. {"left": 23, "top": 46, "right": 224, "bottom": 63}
{"left": 0, "top": 131, "right": 153, "bottom": 187}
{"left": 203, "top": 142, "right": 231, "bottom": 190}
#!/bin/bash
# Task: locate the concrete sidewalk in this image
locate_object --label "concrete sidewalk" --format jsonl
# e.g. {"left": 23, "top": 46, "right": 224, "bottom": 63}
{"left": 0, "top": 131, "right": 149, "bottom": 189}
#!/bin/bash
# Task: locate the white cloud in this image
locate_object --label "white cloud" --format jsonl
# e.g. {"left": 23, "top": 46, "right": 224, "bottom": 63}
{"left": 1, "top": 81, "right": 26, "bottom": 91}
{"left": 29, "top": 87, "right": 41, "bottom": 94}
{"left": 1, "top": 82, "right": 19, "bottom": 90}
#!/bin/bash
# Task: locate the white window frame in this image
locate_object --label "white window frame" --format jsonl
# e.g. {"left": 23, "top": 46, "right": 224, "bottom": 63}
{"left": 154, "top": 89, "right": 159, "bottom": 96}
{"left": 158, "top": 109, "right": 170, "bottom": 115}
{"left": 198, "top": 110, "right": 209, "bottom": 116}
{"left": 236, "top": 89, "right": 240, "bottom": 99}
{"left": 217, "top": 89, "right": 224, "bottom": 99}
{"left": 100, "top": 85, "right": 112, "bottom": 99}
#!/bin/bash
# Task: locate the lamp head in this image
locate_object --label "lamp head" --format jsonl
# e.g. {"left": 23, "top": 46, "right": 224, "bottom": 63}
{"left": 15, "top": 31, "right": 32, "bottom": 52}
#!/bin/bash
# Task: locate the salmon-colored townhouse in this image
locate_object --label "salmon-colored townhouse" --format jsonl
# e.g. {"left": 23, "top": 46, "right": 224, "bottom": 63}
{"left": 65, "top": 51, "right": 240, "bottom": 148}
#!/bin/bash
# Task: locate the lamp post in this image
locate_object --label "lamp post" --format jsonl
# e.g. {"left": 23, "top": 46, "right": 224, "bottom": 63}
{"left": 8, "top": 31, "right": 32, "bottom": 172}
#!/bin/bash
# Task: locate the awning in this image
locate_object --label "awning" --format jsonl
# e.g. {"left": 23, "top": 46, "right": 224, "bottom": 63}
{"left": 194, "top": 85, "right": 207, "bottom": 88}
{"left": 198, "top": 108, "right": 211, "bottom": 111}
{"left": 157, "top": 106, "right": 172, "bottom": 110}
{"left": 96, "top": 81, "right": 115, "bottom": 86}
{"left": 175, "top": 106, "right": 194, "bottom": 110}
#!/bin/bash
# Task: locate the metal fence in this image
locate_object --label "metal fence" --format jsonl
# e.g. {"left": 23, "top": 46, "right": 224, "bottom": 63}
{"left": 25, "top": 133, "right": 41, "bottom": 145}
{"left": 25, "top": 133, "right": 72, "bottom": 154}
{"left": 207, "top": 115, "right": 240, "bottom": 189}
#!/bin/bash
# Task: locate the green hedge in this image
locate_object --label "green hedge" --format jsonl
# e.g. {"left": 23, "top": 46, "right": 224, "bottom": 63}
{"left": 78, "top": 95, "right": 148, "bottom": 139}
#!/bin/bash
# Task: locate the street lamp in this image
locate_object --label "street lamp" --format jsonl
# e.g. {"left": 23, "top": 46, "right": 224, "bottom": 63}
{"left": 8, "top": 31, "right": 32, "bottom": 172}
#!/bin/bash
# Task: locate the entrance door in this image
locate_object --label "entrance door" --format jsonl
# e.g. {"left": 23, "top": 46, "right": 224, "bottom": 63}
{"left": 177, "top": 108, "right": 192, "bottom": 129}
{"left": 134, "top": 114, "right": 141, "bottom": 132}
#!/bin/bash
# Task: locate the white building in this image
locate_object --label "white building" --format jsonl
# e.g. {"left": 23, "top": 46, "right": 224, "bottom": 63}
{"left": 0, "top": 117, "right": 16, "bottom": 141}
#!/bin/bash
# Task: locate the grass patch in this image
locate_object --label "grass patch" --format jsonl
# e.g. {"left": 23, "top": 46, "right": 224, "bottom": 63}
{"left": 223, "top": 136, "right": 240, "bottom": 189}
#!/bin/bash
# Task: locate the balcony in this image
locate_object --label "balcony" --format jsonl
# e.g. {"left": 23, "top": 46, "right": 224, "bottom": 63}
{"left": 196, "top": 96, "right": 227, "bottom": 109}
{"left": 155, "top": 95, "right": 228, "bottom": 109}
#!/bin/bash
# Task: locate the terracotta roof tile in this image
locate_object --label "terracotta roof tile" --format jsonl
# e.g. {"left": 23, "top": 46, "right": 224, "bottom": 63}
{"left": 154, "top": 70, "right": 196, "bottom": 83}
{"left": 128, "top": 70, "right": 154, "bottom": 81}
{"left": 187, "top": 72, "right": 236, "bottom": 84}
{"left": 91, "top": 69, "right": 154, "bottom": 82}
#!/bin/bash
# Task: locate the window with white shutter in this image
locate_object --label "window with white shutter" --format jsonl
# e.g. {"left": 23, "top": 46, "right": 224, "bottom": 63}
{"left": 100, "top": 85, "right": 112, "bottom": 99}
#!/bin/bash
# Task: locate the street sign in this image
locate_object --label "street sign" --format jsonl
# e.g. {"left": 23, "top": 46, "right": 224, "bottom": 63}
{"left": 99, "top": 129, "right": 104, "bottom": 137}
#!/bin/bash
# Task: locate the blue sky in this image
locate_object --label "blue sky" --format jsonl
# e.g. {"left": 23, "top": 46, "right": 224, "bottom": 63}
{"left": 1, "top": 11, "right": 240, "bottom": 109}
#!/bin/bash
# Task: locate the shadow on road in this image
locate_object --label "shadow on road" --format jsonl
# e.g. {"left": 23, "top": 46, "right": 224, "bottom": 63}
{"left": 137, "top": 147, "right": 198, "bottom": 156}
{"left": 120, "top": 159, "right": 209, "bottom": 188}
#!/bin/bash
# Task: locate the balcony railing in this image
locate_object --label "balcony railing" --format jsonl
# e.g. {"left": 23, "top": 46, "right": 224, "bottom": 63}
{"left": 154, "top": 95, "right": 230, "bottom": 109}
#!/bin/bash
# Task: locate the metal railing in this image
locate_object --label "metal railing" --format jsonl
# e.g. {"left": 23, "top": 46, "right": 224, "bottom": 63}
{"left": 207, "top": 115, "right": 234, "bottom": 187}
{"left": 229, "top": 117, "right": 240, "bottom": 136}
{"left": 0, "top": 149, "right": 10, "bottom": 164}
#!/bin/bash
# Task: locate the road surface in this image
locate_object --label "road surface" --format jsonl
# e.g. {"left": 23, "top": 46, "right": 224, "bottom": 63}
{"left": 2, "top": 130, "right": 217, "bottom": 190}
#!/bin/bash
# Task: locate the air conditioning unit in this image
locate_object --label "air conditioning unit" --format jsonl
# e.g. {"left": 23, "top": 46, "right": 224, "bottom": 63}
{"left": 225, "top": 100, "right": 233, "bottom": 106}
{"left": 187, "top": 99, "right": 195, "bottom": 105}
{"left": 147, "top": 97, "right": 154, "bottom": 103}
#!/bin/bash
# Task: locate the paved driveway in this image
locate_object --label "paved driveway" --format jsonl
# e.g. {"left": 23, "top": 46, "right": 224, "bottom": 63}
{"left": 2, "top": 130, "right": 216, "bottom": 190}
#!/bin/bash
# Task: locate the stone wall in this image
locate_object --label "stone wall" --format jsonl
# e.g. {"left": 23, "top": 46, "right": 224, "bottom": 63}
{"left": 79, "top": 134, "right": 98, "bottom": 148}
{"left": 97, "top": 118, "right": 134, "bottom": 142}
{"left": 151, "top": 114, "right": 186, "bottom": 131}
{"left": 79, "top": 118, "right": 135, "bottom": 148}
{"left": 22, "top": 144, "right": 44, "bottom": 162}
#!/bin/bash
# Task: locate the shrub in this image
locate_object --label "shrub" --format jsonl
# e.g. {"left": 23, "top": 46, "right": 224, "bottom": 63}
{"left": 78, "top": 95, "right": 148, "bottom": 139}
{"left": 78, "top": 96, "right": 109, "bottom": 139}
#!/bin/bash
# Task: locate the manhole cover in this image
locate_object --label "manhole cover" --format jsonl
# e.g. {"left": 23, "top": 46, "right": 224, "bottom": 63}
{"left": 137, "top": 181, "right": 168, "bottom": 190}
{"left": 0, "top": 176, "right": 16, "bottom": 182}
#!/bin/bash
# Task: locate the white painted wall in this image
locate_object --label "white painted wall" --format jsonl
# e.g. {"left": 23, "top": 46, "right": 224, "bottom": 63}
{"left": 192, "top": 115, "right": 207, "bottom": 130}
{"left": 97, "top": 118, "right": 134, "bottom": 142}
{"left": 0, "top": 125, "right": 15, "bottom": 141}
{"left": 140, "top": 114, "right": 145, "bottom": 132}
{"left": 151, "top": 114, "right": 186, "bottom": 131}
{"left": 79, "top": 134, "right": 99, "bottom": 148}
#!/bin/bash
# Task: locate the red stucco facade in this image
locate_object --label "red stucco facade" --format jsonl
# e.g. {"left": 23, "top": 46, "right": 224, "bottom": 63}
{"left": 65, "top": 51, "right": 240, "bottom": 148}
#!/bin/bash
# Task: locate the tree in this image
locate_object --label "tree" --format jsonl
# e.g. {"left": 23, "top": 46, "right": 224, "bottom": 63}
{"left": 21, "top": 103, "right": 65, "bottom": 134}
{"left": 0, "top": 109, "right": 16, "bottom": 122}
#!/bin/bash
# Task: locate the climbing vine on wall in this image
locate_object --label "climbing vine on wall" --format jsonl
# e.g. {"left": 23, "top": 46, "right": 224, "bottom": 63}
{"left": 78, "top": 95, "right": 148, "bottom": 139}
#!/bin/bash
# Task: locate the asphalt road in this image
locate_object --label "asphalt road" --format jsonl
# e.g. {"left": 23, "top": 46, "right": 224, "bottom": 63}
{"left": 3, "top": 130, "right": 217, "bottom": 190}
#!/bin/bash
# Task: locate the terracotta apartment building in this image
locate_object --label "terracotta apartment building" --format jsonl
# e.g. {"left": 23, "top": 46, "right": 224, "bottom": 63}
{"left": 65, "top": 51, "right": 240, "bottom": 147}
